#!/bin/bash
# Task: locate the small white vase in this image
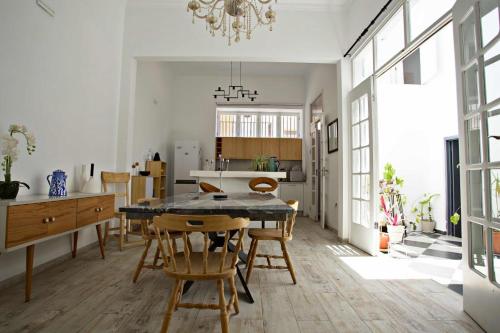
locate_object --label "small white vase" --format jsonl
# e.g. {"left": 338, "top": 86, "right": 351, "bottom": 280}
{"left": 387, "top": 224, "right": 405, "bottom": 244}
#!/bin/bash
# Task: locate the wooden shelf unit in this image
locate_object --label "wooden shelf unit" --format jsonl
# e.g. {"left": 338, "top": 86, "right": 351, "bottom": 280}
{"left": 145, "top": 160, "right": 167, "bottom": 199}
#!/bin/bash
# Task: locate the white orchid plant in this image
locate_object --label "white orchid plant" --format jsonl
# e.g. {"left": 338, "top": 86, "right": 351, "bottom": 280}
{"left": 1, "top": 125, "right": 36, "bottom": 182}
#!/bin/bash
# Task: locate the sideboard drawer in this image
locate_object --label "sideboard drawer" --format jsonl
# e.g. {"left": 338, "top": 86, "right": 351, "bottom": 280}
{"left": 76, "top": 197, "right": 100, "bottom": 228}
{"left": 47, "top": 200, "right": 77, "bottom": 236}
{"left": 7, "top": 203, "right": 50, "bottom": 248}
{"left": 98, "top": 195, "right": 115, "bottom": 221}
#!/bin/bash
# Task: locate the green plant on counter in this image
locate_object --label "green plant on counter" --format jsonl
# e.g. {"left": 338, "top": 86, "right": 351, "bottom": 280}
{"left": 252, "top": 155, "right": 269, "bottom": 171}
{"left": 412, "top": 193, "right": 439, "bottom": 223}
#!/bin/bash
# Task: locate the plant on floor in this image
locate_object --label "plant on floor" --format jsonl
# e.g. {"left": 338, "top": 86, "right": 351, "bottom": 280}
{"left": 379, "top": 163, "right": 407, "bottom": 245}
{"left": 412, "top": 193, "right": 439, "bottom": 233}
{"left": 0, "top": 124, "right": 35, "bottom": 199}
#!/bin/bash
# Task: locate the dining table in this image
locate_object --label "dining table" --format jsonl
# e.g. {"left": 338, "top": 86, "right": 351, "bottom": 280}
{"left": 119, "top": 192, "right": 293, "bottom": 303}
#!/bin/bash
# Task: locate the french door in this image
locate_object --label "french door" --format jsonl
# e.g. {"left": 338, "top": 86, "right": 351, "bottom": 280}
{"left": 453, "top": 1, "right": 500, "bottom": 331}
{"left": 348, "top": 77, "right": 378, "bottom": 255}
{"left": 310, "top": 114, "right": 328, "bottom": 228}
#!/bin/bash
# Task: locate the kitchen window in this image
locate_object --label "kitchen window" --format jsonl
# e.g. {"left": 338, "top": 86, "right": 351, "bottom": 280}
{"left": 216, "top": 106, "right": 302, "bottom": 138}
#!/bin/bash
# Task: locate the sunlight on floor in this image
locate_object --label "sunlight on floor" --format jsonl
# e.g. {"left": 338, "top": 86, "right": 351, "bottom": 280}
{"left": 336, "top": 253, "right": 463, "bottom": 285}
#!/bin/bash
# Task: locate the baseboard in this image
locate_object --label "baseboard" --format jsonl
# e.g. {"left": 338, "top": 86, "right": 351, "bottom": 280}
{"left": 0, "top": 240, "right": 98, "bottom": 291}
{"left": 434, "top": 229, "right": 447, "bottom": 235}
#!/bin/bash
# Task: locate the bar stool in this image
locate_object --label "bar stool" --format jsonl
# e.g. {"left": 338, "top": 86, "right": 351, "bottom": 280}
{"left": 248, "top": 177, "right": 279, "bottom": 228}
{"left": 200, "top": 182, "right": 223, "bottom": 193}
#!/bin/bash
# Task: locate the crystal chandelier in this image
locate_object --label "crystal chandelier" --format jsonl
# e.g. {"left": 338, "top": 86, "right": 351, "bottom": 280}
{"left": 187, "top": 0, "right": 277, "bottom": 45}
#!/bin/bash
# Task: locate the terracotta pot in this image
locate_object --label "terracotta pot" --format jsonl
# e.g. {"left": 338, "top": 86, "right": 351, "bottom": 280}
{"left": 379, "top": 233, "right": 389, "bottom": 250}
{"left": 494, "top": 231, "right": 500, "bottom": 255}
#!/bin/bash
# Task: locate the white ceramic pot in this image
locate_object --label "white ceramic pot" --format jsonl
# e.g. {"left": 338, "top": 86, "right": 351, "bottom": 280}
{"left": 387, "top": 224, "right": 405, "bottom": 244}
{"left": 421, "top": 220, "right": 436, "bottom": 233}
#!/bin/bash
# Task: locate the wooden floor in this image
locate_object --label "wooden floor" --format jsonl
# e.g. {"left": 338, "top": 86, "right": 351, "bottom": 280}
{"left": 0, "top": 218, "right": 483, "bottom": 333}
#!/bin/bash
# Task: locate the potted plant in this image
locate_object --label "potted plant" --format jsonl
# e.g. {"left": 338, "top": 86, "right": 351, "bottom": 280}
{"left": 0, "top": 125, "right": 36, "bottom": 199}
{"left": 412, "top": 193, "right": 439, "bottom": 233}
{"left": 251, "top": 155, "right": 269, "bottom": 172}
{"left": 379, "top": 163, "right": 406, "bottom": 244}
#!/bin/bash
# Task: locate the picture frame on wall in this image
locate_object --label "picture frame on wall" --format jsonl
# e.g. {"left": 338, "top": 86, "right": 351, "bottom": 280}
{"left": 327, "top": 119, "right": 339, "bottom": 153}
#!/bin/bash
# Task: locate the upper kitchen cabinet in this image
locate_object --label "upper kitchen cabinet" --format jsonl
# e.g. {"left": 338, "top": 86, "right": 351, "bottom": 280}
{"left": 261, "top": 138, "right": 280, "bottom": 157}
{"left": 279, "top": 138, "right": 302, "bottom": 161}
{"left": 219, "top": 137, "right": 302, "bottom": 161}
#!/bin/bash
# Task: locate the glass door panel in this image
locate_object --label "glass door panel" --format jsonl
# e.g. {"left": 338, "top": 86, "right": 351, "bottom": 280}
{"left": 480, "top": 0, "right": 499, "bottom": 46}
{"left": 488, "top": 108, "right": 500, "bottom": 162}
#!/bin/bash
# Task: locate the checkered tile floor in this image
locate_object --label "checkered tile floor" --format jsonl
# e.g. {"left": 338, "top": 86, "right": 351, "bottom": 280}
{"left": 387, "top": 232, "right": 464, "bottom": 294}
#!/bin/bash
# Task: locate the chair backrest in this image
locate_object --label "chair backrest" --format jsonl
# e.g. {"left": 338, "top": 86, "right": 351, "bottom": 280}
{"left": 101, "top": 172, "right": 130, "bottom": 206}
{"left": 199, "top": 182, "right": 223, "bottom": 193}
{"left": 153, "top": 214, "right": 249, "bottom": 276}
{"left": 249, "top": 177, "right": 279, "bottom": 193}
{"left": 283, "top": 200, "right": 299, "bottom": 237}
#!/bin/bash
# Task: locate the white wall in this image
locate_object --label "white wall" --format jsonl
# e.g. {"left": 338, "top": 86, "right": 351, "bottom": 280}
{"left": 376, "top": 24, "right": 458, "bottom": 232}
{"left": 304, "top": 64, "right": 339, "bottom": 230}
{"left": 132, "top": 62, "right": 173, "bottom": 166}
{"left": 117, "top": 1, "right": 343, "bottom": 170}
{"left": 0, "top": 0, "right": 126, "bottom": 282}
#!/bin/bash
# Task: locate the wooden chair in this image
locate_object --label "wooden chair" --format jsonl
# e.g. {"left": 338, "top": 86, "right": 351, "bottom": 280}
{"left": 132, "top": 198, "right": 186, "bottom": 283}
{"left": 153, "top": 214, "right": 249, "bottom": 333}
{"left": 101, "top": 171, "right": 143, "bottom": 251}
{"left": 200, "top": 182, "right": 223, "bottom": 193}
{"left": 248, "top": 177, "right": 278, "bottom": 193}
{"left": 249, "top": 177, "right": 279, "bottom": 228}
{"left": 245, "top": 200, "right": 299, "bottom": 284}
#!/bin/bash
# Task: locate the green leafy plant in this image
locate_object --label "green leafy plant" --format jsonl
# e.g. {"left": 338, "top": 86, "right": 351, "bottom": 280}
{"left": 251, "top": 155, "right": 269, "bottom": 172}
{"left": 450, "top": 212, "right": 461, "bottom": 225}
{"left": 412, "top": 193, "right": 439, "bottom": 223}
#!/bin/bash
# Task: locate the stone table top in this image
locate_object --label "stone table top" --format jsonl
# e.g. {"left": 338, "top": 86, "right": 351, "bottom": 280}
{"left": 119, "top": 192, "right": 292, "bottom": 221}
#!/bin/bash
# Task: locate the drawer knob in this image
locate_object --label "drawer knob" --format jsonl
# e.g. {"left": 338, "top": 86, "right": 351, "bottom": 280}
{"left": 50, "top": 217, "right": 56, "bottom": 222}
{"left": 43, "top": 217, "right": 50, "bottom": 224}
{"left": 95, "top": 207, "right": 101, "bottom": 212}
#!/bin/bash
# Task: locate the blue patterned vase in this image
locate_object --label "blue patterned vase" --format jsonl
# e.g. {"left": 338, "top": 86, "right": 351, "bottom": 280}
{"left": 47, "top": 170, "right": 67, "bottom": 197}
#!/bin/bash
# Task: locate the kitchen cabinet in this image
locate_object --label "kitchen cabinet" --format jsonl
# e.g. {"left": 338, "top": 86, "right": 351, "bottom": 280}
{"left": 279, "top": 182, "right": 304, "bottom": 212}
{"left": 279, "top": 138, "right": 302, "bottom": 161}
{"left": 219, "top": 137, "right": 303, "bottom": 161}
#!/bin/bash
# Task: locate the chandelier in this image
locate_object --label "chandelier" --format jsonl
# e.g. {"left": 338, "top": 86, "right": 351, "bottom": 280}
{"left": 214, "top": 62, "right": 258, "bottom": 102}
{"left": 187, "top": 0, "right": 277, "bottom": 45}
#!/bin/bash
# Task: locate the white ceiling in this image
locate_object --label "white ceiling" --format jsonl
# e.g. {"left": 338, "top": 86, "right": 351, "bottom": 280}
{"left": 162, "top": 61, "right": 315, "bottom": 77}
{"left": 128, "top": 0, "right": 352, "bottom": 11}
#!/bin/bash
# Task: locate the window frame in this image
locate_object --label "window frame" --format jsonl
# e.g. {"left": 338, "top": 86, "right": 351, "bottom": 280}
{"left": 216, "top": 106, "right": 303, "bottom": 138}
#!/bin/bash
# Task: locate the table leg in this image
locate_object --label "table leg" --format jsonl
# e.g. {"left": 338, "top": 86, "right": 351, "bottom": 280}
{"left": 236, "top": 265, "right": 254, "bottom": 304}
{"left": 25, "top": 244, "right": 35, "bottom": 302}
{"left": 72, "top": 231, "right": 79, "bottom": 258}
{"left": 96, "top": 224, "right": 105, "bottom": 259}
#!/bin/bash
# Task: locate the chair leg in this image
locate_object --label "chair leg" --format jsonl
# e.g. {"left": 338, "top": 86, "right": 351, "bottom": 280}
{"left": 161, "top": 279, "right": 182, "bottom": 333}
{"left": 246, "top": 239, "right": 256, "bottom": 268}
{"left": 119, "top": 216, "right": 125, "bottom": 251}
{"left": 280, "top": 240, "right": 296, "bottom": 284}
{"left": 246, "top": 239, "right": 258, "bottom": 283}
{"left": 217, "top": 279, "right": 229, "bottom": 333}
{"left": 133, "top": 239, "right": 152, "bottom": 283}
{"left": 152, "top": 246, "right": 160, "bottom": 267}
{"left": 171, "top": 238, "right": 178, "bottom": 254}
{"left": 229, "top": 276, "right": 239, "bottom": 314}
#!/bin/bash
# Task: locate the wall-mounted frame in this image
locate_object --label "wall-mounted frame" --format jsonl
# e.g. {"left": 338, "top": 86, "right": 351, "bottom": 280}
{"left": 327, "top": 119, "right": 338, "bottom": 153}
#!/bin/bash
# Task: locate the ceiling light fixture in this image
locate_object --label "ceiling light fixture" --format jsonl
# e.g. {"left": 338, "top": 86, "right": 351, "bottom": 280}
{"left": 214, "top": 62, "right": 258, "bottom": 102}
{"left": 187, "top": 0, "right": 277, "bottom": 46}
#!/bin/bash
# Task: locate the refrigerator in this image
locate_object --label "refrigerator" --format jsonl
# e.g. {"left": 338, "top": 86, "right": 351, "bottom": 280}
{"left": 174, "top": 140, "right": 201, "bottom": 195}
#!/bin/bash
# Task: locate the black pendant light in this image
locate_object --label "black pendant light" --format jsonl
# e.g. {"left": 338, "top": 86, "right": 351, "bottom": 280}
{"left": 213, "top": 62, "right": 258, "bottom": 102}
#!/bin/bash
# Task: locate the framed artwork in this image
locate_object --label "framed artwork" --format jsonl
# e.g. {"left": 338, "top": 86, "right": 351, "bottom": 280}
{"left": 327, "top": 119, "right": 339, "bottom": 153}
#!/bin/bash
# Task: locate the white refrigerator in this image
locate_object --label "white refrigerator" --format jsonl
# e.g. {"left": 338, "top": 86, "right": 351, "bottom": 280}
{"left": 174, "top": 140, "right": 201, "bottom": 195}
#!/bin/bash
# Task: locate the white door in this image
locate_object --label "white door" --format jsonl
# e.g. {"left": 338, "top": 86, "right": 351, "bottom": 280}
{"left": 453, "top": 1, "right": 500, "bottom": 331}
{"left": 348, "top": 78, "right": 378, "bottom": 255}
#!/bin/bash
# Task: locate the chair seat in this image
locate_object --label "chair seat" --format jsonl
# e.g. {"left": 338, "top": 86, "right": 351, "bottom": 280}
{"left": 164, "top": 252, "right": 237, "bottom": 280}
{"left": 248, "top": 228, "right": 291, "bottom": 241}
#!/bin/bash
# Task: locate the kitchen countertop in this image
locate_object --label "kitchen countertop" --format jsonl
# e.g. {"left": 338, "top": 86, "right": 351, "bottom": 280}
{"left": 190, "top": 170, "right": 287, "bottom": 179}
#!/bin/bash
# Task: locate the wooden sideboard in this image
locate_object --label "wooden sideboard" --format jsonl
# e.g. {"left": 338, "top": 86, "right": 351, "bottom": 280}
{"left": 0, "top": 193, "right": 115, "bottom": 302}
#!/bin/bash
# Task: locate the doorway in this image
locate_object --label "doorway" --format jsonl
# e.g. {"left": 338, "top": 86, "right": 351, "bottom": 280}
{"left": 310, "top": 94, "right": 326, "bottom": 227}
{"left": 446, "top": 138, "right": 461, "bottom": 237}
